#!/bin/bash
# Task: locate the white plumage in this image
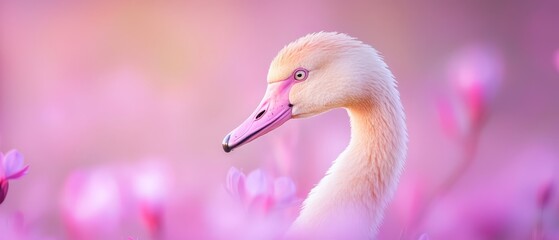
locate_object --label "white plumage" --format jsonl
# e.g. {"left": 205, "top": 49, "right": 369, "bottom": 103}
{"left": 225, "top": 32, "right": 408, "bottom": 239}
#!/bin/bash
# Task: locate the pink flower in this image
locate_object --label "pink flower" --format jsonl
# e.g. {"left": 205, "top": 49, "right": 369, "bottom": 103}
{"left": 0, "top": 149, "right": 29, "bottom": 204}
{"left": 131, "top": 162, "right": 170, "bottom": 238}
{"left": 226, "top": 167, "right": 247, "bottom": 201}
{"left": 61, "top": 169, "right": 122, "bottom": 239}
{"left": 225, "top": 167, "right": 297, "bottom": 214}
{"left": 538, "top": 180, "right": 554, "bottom": 209}
{"left": 438, "top": 45, "right": 503, "bottom": 139}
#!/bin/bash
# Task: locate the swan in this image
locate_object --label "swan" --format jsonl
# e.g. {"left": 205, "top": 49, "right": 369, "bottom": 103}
{"left": 222, "top": 32, "right": 407, "bottom": 239}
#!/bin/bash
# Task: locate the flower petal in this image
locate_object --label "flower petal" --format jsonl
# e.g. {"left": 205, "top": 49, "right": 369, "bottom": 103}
{"left": 225, "top": 167, "right": 246, "bottom": 199}
{"left": 0, "top": 152, "right": 4, "bottom": 178}
{"left": 249, "top": 194, "right": 274, "bottom": 214}
{"left": 273, "top": 177, "right": 296, "bottom": 204}
{"left": 246, "top": 169, "right": 272, "bottom": 199}
{"left": 3, "top": 150, "right": 25, "bottom": 178}
{"left": 0, "top": 180, "right": 9, "bottom": 204}
{"left": 5, "top": 165, "right": 29, "bottom": 180}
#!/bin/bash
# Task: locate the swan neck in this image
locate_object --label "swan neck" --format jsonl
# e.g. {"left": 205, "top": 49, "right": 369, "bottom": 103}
{"left": 348, "top": 103, "right": 381, "bottom": 148}
{"left": 293, "top": 98, "right": 406, "bottom": 236}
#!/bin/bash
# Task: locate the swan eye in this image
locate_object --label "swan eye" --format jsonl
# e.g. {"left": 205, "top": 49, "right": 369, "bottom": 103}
{"left": 294, "top": 69, "right": 307, "bottom": 81}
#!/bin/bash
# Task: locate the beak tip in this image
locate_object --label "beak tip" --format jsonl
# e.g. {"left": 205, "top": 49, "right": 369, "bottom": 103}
{"left": 222, "top": 133, "right": 232, "bottom": 153}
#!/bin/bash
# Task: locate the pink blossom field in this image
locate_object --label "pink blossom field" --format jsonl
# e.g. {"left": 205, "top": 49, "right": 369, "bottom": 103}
{"left": 0, "top": 1, "right": 558, "bottom": 239}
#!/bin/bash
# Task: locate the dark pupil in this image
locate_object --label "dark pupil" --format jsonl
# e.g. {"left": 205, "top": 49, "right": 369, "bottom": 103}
{"left": 297, "top": 73, "right": 303, "bottom": 78}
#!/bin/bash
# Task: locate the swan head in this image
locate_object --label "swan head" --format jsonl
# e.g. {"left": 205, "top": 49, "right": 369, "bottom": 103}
{"left": 223, "top": 32, "right": 393, "bottom": 152}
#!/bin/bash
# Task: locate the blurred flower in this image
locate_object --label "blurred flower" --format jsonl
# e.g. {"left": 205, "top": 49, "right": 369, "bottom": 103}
{"left": 225, "top": 167, "right": 297, "bottom": 214}
{"left": 0, "top": 150, "right": 29, "bottom": 204}
{"left": 61, "top": 169, "right": 122, "bottom": 240}
{"left": 131, "top": 162, "right": 170, "bottom": 238}
{"left": 215, "top": 167, "right": 299, "bottom": 239}
{"left": 438, "top": 45, "right": 503, "bottom": 139}
{"left": 538, "top": 180, "right": 554, "bottom": 209}
{"left": 226, "top": 167, "right": 246, "bottom": 201}
{"left": 0, "top": 181, "right": 8, "bottom": 205}
{"left": 427, "top": 45, "right": 504, "bottom": 237}
{"left": 534, "top": 179, "right": 555, "bottom": 239}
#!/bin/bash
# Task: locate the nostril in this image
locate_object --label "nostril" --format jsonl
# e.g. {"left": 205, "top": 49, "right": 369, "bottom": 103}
{"left": 255, "top": 109, "right": 266, "bottom": 120}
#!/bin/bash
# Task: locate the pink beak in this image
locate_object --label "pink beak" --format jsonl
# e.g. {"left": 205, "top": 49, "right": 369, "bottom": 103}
{"left": 223, "top": 79, "right": 297, "bottom": 152}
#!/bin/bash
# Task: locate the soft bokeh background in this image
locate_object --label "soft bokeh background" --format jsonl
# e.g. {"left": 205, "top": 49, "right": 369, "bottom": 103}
{"left": 1, "top": 1, "right": 558, "bottom": 239}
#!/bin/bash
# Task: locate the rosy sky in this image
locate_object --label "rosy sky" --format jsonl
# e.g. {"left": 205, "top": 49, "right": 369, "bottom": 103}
{"left": 0, "top": 1, "right": 558, "bottom": 239}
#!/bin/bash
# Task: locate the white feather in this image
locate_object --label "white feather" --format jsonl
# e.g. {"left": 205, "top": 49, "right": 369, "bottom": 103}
{"left": 269, "top": 32, "right": 408, "bottom": 239}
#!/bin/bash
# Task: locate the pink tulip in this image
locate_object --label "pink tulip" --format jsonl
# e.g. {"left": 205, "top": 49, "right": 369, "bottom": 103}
{"left": 438, "top": 45, "right": 503, "bottom": 139}
{"left": 131, "top": 163, "right": 170, "bottom": 238}
{"left": 225, "top": 167, "right": 297, "bottom": 214}
{"left": 225, "top": 167, "right": 246, "bottom": 201}
{"left": 273, "top": 177, "right": 297, "bottom": 205}
{"left": 0, "top": 181, "right": 8, "bottom": 205}
{"left": 219, "top": 167, "right": 299, "bottom": 239}
{"left": 538, "top": 180, "right": 554, "bottom": 209}
{"left": 0, "top": 150, "right": 29, "bottom": 204}
{"left": 61, "top": 169, "right": 122, "bottom": 240}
